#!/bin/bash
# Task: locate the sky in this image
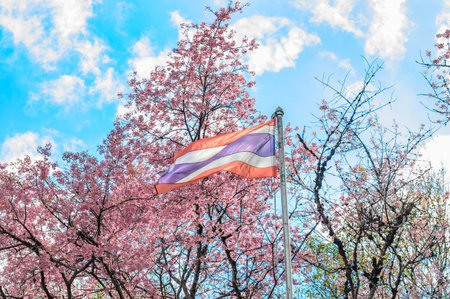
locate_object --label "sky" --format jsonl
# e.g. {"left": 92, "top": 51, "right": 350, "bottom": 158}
{"left": 0, "top": 0, "right": 449, "bottom": 176}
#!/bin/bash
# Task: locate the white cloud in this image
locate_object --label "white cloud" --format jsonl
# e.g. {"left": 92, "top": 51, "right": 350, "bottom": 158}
{"left": 40, "top": 75, "right": 86, "bottom": 105}
{"left": 319, "top": 51, "right": 355, "bottom": 75}
{"left": 435, "top": 0, "right": 450, "bottom": 59}
{"left": 170, "top": 10, "right": 187, "bottom": 27}
{"left": 338, "top": 59, "right": 354, "bottom": 73}
{"left": 420, "top": 134, "right": 450, "bottom": 182}
{"left": 345, "top": 81, "right": 376, "bottom": 98}
{"left": 116, "top": 103, "right": 129, "bottom": 119}
{"left": 36, "top": 69, "right": 122, "bottom": 108}
{"left": 0, "top": 8, "right": 43, "bottom": 45}
{"left": 0, "top": 0, "right": 95, "bottom": 67}
{"left": 166, "top": 12, "right": 319, "bottom": 76}
{"left": 0, "top": 130, "right": 86, "bottom": 164}
{"left": 76, "top": 39, "right": 107, "bottom": 75}
{"left": 233, "top": 16, "right": 290, "bottom": 40}
{"left": 170, "top": 10, "right": 194, "bottom": 41}
{"left": 62, "top": 137, "right": 85, "bottom": 152}
{"left": 233, "top": 16, "right": 320, "bottom": 75}
{"left": 128, "top": 36, "right": 170, "bottom": 79}
{"left": 90, "top": 67, "right": 123, "bottom": 105}
{"left": 0, "top": 0, "right": 122, "bottom": 108}
{"left": 0, "top": 13, "right": 58, "bottom": 65}
{"left": 166, "top": 11, "right": 318, "bottom": 76}
{"left": 365, "top": 0, "right": 411, "bottom": 60}
{"left": 0, "top": 132, "right": 54, "bottom": 163}
{"left": 293, "top": 0, "right": 363, "bottom": 37}
{"left": 436, "top": 0, "right": 450, "bottom": 29}
{"left": 51, "top": 0, "right": 93, "bottom": 43}
{"left": 213, "top": 0, "right": 227, "bottom": 6}
{"left": 116, "top": 101, "right": 137, "bottom": 120}
{"left": 319, "top": 51, "right": 337, "bottom": 60}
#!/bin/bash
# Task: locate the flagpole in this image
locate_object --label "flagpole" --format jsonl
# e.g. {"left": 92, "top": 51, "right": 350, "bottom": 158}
{"left": 272, "top": 107, "right": 294, "bottom": 299}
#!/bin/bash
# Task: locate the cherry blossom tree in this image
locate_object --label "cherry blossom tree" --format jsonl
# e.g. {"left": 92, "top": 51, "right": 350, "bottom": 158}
{"left": 420, "top": 28, "right": 450, "bottom": 124}
{"left": 289, "top": 61, "right": 449, "bottom": 298}
{"left": 0, "top": 2, "right": 294, "bottom": 298}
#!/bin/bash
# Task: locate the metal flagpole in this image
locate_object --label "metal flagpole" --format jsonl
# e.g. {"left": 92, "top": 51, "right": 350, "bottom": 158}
{"left": 272, "top": 107, "right": 294, "bottom": 299}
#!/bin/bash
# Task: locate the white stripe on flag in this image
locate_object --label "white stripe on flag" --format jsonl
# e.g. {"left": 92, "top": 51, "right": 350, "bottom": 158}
{"left": 246, "top": 125, "right": 276, "bottom": 135}
{"left": 173, "top": 125, "right": 275, "bottom": 166}
{"left": 176, "top": 151, "right": 276, "bottom": 183}
{"left": 174, "top": 146, "right": 226, "bottom": 165}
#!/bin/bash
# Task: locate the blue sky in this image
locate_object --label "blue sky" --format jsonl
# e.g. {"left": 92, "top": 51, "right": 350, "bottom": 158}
{"left": 1, "top": 0, "right": 449, "bottom": 173}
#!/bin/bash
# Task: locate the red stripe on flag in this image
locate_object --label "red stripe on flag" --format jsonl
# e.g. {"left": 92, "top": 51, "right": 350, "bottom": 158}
{"left": 173, "top": 119, "right": 275, "bottom": 161}
{"left": 155, "top": 161, "right": 277, "bottom": 194}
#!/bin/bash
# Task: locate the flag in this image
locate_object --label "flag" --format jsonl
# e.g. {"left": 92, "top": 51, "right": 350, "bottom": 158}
{"left": 155, "top": 119, "right": 277, "bottom": 194}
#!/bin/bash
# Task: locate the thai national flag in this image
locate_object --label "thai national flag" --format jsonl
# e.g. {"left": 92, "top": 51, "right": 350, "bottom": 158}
{"left": 155, "top": 119, "right": 277, "bottom": 194}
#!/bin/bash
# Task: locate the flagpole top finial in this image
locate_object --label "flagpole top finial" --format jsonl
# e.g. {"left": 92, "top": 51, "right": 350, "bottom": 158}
{"left": 272, "top": 107, "right": 284, "bottom": 119}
